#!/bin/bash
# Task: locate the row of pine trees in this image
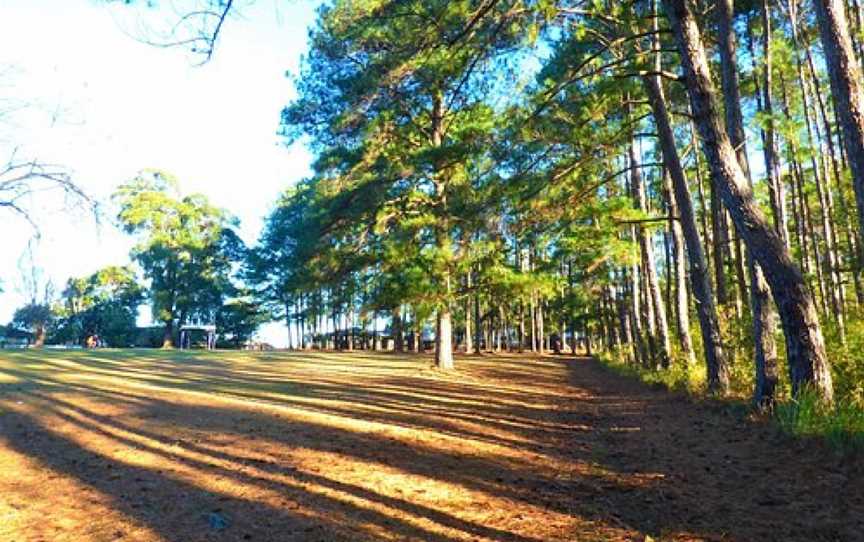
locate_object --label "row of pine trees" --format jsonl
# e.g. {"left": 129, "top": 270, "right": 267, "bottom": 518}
{"left": 249, "top": 0, "right": 864, "bottom": 412}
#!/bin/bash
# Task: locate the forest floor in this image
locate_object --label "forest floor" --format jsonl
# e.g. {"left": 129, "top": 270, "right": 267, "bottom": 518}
{"left": 0, "top": 349, "right": 861, "bottom": 542}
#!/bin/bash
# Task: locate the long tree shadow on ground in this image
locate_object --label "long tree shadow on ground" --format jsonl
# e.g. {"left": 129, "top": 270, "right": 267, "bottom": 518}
{"left": 561, "top": 358, "right": 864, "bottom": 541}
{"left": 1, "top": 350, "right": 862, "bottom": 541}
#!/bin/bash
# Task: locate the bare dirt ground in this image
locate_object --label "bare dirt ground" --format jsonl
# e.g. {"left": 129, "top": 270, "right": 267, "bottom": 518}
{"left": 0, "top": 350, "right": 861, "bottom": 542}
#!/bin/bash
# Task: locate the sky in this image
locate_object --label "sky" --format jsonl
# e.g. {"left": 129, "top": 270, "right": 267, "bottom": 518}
{"left": 0, "top": 0, "right": 319, "bottom": 346}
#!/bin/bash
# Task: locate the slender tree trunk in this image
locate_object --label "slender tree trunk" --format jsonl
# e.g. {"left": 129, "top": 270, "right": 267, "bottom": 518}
{"left": 465, "top": 272, "right": 473, "bottom": 353}
{"left": 393, "top": 306, "right": 404, "bottom": 352}
{"left": 663, "top": 0, "right": 834, "bottom": 401}
{"left": 628, "top": 261, "right": 646, "bottom": 365}
{"left": 567, "top": 260, "right": 578, "bottom": 355}
{"left": 759, "top": 0, "right": 790, "bottom": 248}
{"left": 518, "top": 301, "right": 525, "bottom": 353}
{"left": 346, "top": 307, "right": 354, "bottom": 351}
{"left": 537, "top": 296, "right": 545, "bottom": 354}
{"left": 617, "top": 272, "right": 635, "bottom": 361}
{"left": 474, "top": 286, "right": 482, "bottom": 354}
{"left": 795, "top": 0, "right": 851, "bottom": 332}
{"left": 430, "top": 91, "right": 454, "bottom": 370}
{"left": 643, "top": 74, "right": 727, "bottom": 387}
{"left": 331, "top": 311, "right": 338, "bottom": 350}
{"left": 435, "top": 309, "right": 454, "bottom": 369}
{"left": 813, "top": 0, "right": 864, "bottom": 257}
{"left": 630, "top": 142, "right": 671, "bottom": 368}
{"left": 717, "top": 0, "right": 779, "bottom": 404}
{"left": 710, "top": 182, "right": 729, "bottom": 307}
{"left": 162, "top": 317, "right": 174, "bottom": 348}
{"left": 667, "top": 172, "right": 694, "bottom": 363}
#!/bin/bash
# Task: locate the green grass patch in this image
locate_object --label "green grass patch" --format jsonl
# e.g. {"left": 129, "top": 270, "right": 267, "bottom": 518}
{"left": 596, "top": 347, "right": 864, "bottom": 455}
{"left": 595, "top": 347, "right": 704, "bottom": 395}
{"left": 775, "top": 389, "right": 864, "bottom": 454}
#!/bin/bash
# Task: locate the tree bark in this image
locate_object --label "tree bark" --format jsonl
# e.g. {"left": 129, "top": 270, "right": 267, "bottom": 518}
{"left": 717, "top": 0, "right": 780, "bottom": 404}
{"left": 474, "top": 286, "right": 483, "bottom": 354}
{"left": 813, "top": 0, "right": 864, "bottom": 258}
{"left": 465, "top": 272, "right": 473, "bottom": 353}
{"left": 663, "top": 0, "right": 834, "bottom": 401}
{"left": 629, "top": 142, "right": 671, "bottom": 368}
{"left": 668, "top": 173, "right": 694, "bottom": 362}
{"left": 162, "top": 317, "right": 174, "bottom": 348}
{"left": 643, "top": 74, "right": 727, "bottom": 387}
{"left": 393, "top": 305, "right": 404, "bottom": 352}
{"left": 758, "top": 0, "right": 790, "bottom": 247}
{"left": 431, "top": 91, "right": 454, "bottom": 370}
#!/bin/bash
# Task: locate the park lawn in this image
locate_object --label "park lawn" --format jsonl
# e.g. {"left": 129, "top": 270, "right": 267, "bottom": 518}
{"left": 0, "top": 349, "right": 860, "bottom": 542}
{"left": 0, "top": 349, "right": 618, "bottom": 542}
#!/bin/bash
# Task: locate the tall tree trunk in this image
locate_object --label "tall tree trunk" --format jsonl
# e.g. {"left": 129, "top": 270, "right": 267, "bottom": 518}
{"left": 643, "top": 74, "right": 727, "bottom": 388}
{"left": 393, "top": 305, "right": 404, "bottom": 353}
{"left": 813, "top": 0, "right": 864, "bottom": 257}
{"left": 518, "top": 300, "right": 525, "bottom": 353}
{"left": 435, "top": 309, "right": 454, "bottom": 369}
{"left": 710, "top": 182, "right": 729, "bottom": 307}
{"left": 162, "top": 317, "right": 174, "bottom": 349}
{"left": 346, "top": 307, "right": 354, "bottom": 352}
{"left": 667, "top": 172, "right": 694, "bottom": 363}
{"left": 474, "top": 286, "right": 483, "bottom": 354}
{"left": 431, "top": 91, "right": 454, "bottom": 370}
{"left": 629, "top": 142, "right": 672, "bottom": 368}
{"left": 332, "top": 310, "right": 339, "bottom": 350}
{"left": 568, "top": 261, "right": 579, "bottom": 355}
{"left": 465, "top": 272, "right": 473, "bottom": 353}
{"left": 536, "top": 296, "right": 545, "bottom": 354}
{"left": 617, "top": 272, "right": 635, "bottom": 361}
{"left": 628, "top": 261, "right": 646, "bottom": 365}
{"left": 717, "top": 0, "right": 780, "bottom": 404}
{"left": 794, "top": 0, "right": 850, "bottom": 331}
{"left": 759, "top": 0, "right": 791, "bottom": 247}
{"left": 663, "top": 0, "right": 834, "bottom": 401}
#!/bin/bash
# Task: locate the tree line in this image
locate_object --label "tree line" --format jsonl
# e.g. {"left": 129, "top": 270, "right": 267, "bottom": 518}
{"left": 250, "top": 0, "right": 864, "bottom": 411}
{"left": 5, "top": 170, "right": 264, "bottom": 349}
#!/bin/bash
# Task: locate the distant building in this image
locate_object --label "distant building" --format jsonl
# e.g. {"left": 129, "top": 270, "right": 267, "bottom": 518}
{"left": 1, "top": 326, "right": 34, "bottom": 349}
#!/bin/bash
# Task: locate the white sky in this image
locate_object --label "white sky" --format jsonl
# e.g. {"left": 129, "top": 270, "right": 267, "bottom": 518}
{"left": 0, "top": 0, "right": 319, "bottom": 346}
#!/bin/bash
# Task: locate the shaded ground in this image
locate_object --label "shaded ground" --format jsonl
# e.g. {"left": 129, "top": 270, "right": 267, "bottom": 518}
{"left": 0, "top": 350, "right": 860, "bottom": 541}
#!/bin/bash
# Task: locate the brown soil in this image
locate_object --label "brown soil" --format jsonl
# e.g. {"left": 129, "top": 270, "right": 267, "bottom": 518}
{"left": 0, "top": 350, "right": 861, "bottom": 541}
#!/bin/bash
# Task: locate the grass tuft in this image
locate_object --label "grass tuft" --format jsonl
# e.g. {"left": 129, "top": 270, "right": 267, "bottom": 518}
{"left": 597, "top": 348, "right": 864, "bottom": 455}
{"left": 774, "top": 389, "right": 864, "bottom": 454}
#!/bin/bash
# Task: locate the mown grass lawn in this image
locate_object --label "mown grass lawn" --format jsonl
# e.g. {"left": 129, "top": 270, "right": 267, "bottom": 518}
{"left": 0, "top": 349, "right": 860, "bottom": 542}
{"left": 0, "top": 350, "right": 603, "bottom": 542}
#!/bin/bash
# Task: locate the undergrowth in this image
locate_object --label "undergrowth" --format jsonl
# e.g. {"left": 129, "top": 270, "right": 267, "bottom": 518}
{"left": 775, "top": 389, "right": 864, "bottom": 453}
{"left": 597, "top": 336, "right": 864, "bottom": 455}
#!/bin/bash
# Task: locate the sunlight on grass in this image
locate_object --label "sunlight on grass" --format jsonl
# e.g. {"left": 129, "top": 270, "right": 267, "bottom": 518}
{"left": 0, "top": 350, "right": 640, "bottom": 541}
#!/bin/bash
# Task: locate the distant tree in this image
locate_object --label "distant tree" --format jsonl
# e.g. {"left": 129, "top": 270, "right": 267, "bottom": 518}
{"left": 216, "top": 297, "right": 267, "bottom": 348}
{"left": 283, "top": 0, "right": 542, "bottom": 368}
{"left": 54, "top": 266, "right": 144, "bottom": 347}
{"left": 114, "top": 169, "right": 243, "bottom": 347}
{"left": 11, "top": 303, "right": 53, "bottom": 347}
{"left": 10, "top": 247, "right": 56, "bottom": 347}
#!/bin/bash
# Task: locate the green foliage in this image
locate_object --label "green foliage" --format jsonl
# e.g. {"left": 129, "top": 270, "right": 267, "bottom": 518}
{"left": 216, "top": 297, "right": 268, "bottom": 348}
{"left": 824, "top": 312, "right": 864, "bottom": 405}
{"left": 52, "top": 266, "right": 144, "bottom": 347}
{"left": 775, "top": 388, "right": 864, "bottom": 454}
{"left": 11, "top": 303, "right": 53, "bottom": 341}
{"left": 114, "top": 170, "right": 246, "bottom": 339}
{"left": 598, "top": 347, "right": 705, "bottom": 395}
